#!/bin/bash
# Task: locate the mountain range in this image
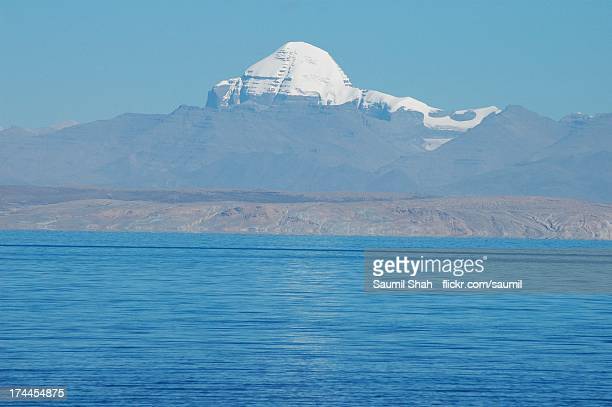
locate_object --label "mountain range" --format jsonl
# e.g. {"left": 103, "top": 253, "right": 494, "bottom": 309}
{"left": 1, "top": 41, "right": 610, "bottom": 202}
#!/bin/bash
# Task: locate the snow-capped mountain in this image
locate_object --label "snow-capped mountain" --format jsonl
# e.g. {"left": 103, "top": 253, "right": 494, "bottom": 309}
{"left": 207, "top": 41, "right": 500, "bottom": 132}
{"left": 1, "top": 42, "right": 609, "bottom": 202}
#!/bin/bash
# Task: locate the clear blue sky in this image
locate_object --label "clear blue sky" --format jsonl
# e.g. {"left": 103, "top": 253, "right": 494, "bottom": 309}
{"left": 1, "top": 0, "right": 611, "bottom": 127}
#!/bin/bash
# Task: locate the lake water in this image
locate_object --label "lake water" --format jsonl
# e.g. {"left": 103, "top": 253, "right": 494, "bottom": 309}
{"left": 1, "top": 231, "right": 611, "bottom": 406}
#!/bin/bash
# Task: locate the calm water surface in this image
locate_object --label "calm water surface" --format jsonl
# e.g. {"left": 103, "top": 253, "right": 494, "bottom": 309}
{"left": 1, "top": 231, "right": 611, "bottom": 406}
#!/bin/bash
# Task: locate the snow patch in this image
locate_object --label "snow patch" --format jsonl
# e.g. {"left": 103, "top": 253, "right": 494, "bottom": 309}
{"left": 422, "top": 138, "right": 453, "bottom": 151}
{"left": 359, "top": 90, "right": 499, "bottom": 131}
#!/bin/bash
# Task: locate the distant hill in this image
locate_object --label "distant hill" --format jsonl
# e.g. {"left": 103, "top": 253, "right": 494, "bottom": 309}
{"left": 0, "top": 186, "right": 610, "bottom": 239}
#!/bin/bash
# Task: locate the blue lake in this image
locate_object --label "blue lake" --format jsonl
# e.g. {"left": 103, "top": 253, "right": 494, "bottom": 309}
{"left": 1, "top": 231, "right": 612, "bottom": 406}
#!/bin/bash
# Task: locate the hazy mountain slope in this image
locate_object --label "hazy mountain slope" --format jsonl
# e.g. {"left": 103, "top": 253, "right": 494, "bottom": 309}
{"left": 1, "top": 101, "right": 610, "bottom": 199}
{"left": 0, "top": 113, "right": 166, "bottom": 186}
{"left": 444, "top": 113, "right": 612, "bottom": 201}
{"left": 532, "top": 113, "right": 612, "bottom": 160}
{"left": 0, "top": 104, "right": 448, "bottom": 190}
{"left": 376, "top": 105, "right": 569, "bottom": 189}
